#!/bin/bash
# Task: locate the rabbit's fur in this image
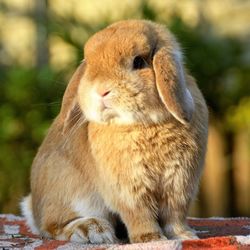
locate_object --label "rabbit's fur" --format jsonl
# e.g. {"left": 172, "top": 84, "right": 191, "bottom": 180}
{"left": 21, "top": 20, "right": 208, "bottom": 243}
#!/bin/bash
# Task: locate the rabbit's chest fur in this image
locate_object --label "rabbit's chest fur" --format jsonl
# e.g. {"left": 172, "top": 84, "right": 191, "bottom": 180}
{"left": 88, "top": 121, "right": 201, "bottom": 210}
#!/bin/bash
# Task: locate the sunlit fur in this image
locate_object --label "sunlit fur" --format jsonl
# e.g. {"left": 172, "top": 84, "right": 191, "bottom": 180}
{"left": 21, "top": 20, "right": 208, "bottom": 243}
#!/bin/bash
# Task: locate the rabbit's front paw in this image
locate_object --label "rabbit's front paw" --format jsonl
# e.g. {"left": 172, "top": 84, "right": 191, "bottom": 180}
{"left": 59, "top": 217, "right": 118, "bottom": 244}
{"left": 130, "top": 232, "right": 167, "bottom": 243}
{"left": 164, "top": 223, "right": 198, "bottom": 240}
{"left": 171, "top": 230, "right": 199, "bottom": 240}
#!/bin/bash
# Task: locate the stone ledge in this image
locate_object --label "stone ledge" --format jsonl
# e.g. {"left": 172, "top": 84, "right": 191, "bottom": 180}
{"left": 0, "top": 214, "right": 249, "bottom": 249}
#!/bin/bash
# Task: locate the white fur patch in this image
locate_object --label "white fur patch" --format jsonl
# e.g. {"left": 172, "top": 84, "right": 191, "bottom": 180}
{"left": 148, "top": 111, "right": 168, "bottom": 123}
{"left": 20, "top": 195, "right": 39, "bottom": 234}
{"left": 86, "top": 89, "right": 102, "bottom": 122}
{"left": 114, "top": 111, "right": 136, "bottom": 124}
{"left": 72, "top": 195, "right": 108, "bottom": 218}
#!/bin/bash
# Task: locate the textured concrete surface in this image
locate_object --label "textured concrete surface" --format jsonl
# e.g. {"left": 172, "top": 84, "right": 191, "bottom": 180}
{"left": 0, "top": 214, "right": 250, "bottom": 249}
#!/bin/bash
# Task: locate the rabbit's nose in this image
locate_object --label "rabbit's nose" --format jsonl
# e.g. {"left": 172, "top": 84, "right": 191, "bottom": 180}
{"left": 97, "top": 88, "right": 111, "bottom": 97}
{"left": 101, "top": 90, "right": 111, "bottom": 97}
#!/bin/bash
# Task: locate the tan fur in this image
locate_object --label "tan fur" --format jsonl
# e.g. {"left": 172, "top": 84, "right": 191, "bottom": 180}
{"left": 21, "top": 20, "right": 208, "bottom": 243}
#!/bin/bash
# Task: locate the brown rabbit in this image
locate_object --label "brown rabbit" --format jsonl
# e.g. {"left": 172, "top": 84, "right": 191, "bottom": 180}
{"left": 21, "top": 20, "right": 208, "bottom": 244}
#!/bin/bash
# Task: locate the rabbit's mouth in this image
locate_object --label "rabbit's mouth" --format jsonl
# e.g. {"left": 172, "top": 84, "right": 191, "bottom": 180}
{"left": 98, "top": 97, "right": 119, "bottom": 123}
{"left": 101, "top": 108, "right": 118, "bottom": 123}
{"left": 99, "top": 105, "right": 137, "bottom": 125}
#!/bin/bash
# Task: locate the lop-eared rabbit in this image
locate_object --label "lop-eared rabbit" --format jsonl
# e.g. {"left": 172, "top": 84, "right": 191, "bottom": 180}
{"left": 21, "top": 20, "right": 208, "bottom": 244}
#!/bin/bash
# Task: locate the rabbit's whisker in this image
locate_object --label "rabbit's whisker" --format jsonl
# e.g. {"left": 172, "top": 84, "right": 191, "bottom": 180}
{"left": 61, "top": 113, "right": 86, "bottom": 149}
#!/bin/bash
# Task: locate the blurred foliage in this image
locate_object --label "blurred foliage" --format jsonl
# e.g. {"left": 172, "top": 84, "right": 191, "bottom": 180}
{"left": 0, "top": 1, "right": 249, "bottom": 215}
{"left": 169, "top": 16, "right": 250, "bottom": 119}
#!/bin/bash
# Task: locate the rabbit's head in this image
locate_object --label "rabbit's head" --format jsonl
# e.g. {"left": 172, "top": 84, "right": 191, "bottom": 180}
{"left": 69, "top": 20, "right": 194, "bottom": 126}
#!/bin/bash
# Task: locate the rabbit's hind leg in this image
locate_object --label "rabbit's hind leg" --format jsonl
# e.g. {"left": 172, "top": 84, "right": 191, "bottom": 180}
{"left": 43, "top": 195, "right": 118, "bottom": 244}
{"left": 53, "top": 217, "right": 117, "bottom": 243}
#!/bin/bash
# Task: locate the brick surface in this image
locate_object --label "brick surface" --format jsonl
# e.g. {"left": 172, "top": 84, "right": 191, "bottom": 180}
{"left": 0, "top": 214, "right": 249, "bottom": 249}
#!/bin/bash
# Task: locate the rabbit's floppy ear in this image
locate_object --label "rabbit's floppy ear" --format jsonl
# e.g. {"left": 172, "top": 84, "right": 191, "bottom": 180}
{"left": 60, "top": 61, "right": 86, "bottom": 133}
{"left": 153, "top": 47, "right": 194, "bottom": 124}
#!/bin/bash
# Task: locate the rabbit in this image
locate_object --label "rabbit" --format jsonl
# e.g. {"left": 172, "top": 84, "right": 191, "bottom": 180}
{"left": 21, "top": 20, "right": 208, "bottom": 244}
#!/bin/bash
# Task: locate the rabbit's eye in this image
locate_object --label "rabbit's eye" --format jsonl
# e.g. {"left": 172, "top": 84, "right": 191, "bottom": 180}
{"left": 133, "top": 56, "right": 148, "bottom": 70}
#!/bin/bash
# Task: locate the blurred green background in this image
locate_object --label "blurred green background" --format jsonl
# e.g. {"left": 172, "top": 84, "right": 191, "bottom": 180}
{"left": 0, "top": 0, "right": 249, "bottom": 217}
